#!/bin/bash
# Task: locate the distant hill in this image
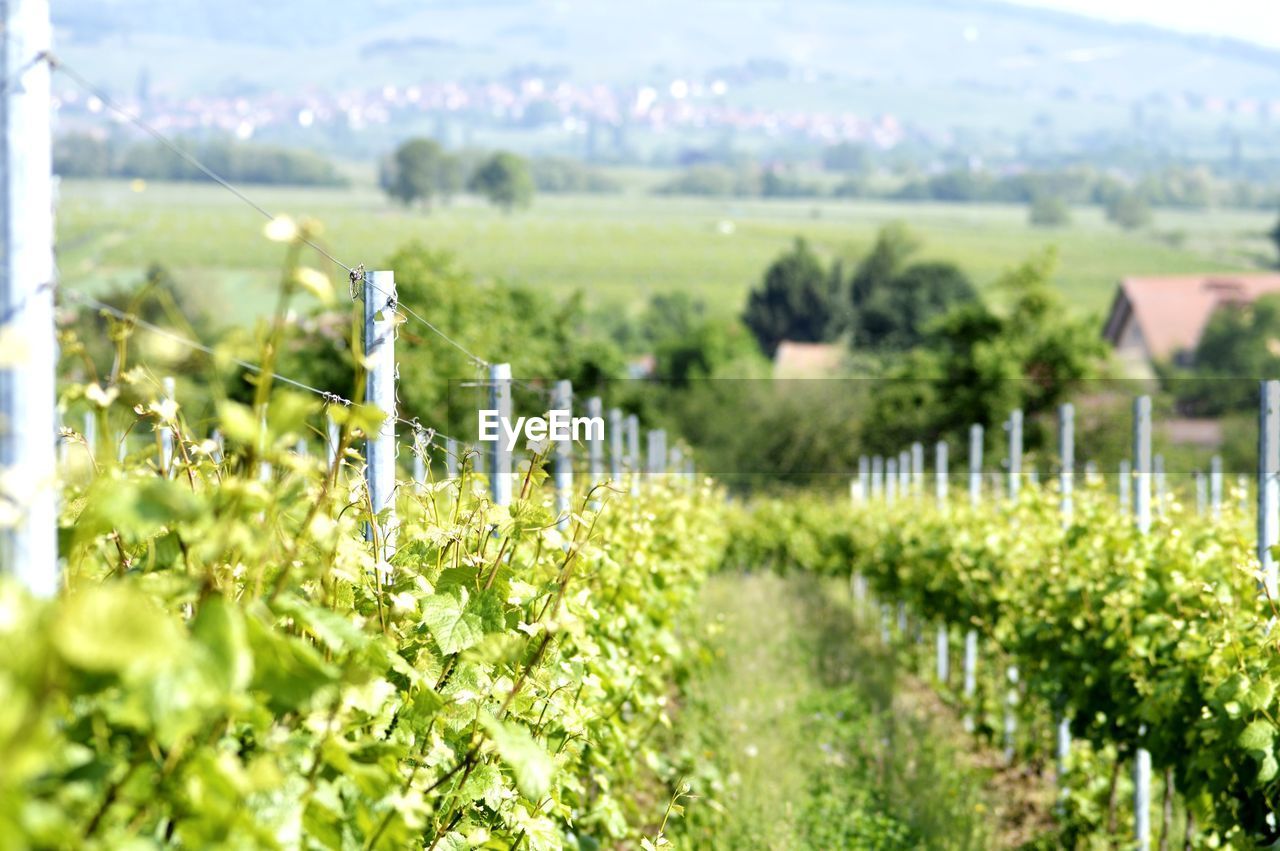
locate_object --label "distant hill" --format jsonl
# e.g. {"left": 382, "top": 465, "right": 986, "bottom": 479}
{"left": 50, "top": 0, "right": 1280, "bottom": 158}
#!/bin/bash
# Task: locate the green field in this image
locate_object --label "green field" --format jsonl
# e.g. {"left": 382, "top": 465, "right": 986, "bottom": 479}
{"left": 56, "top": 178, "right": 1275, "bottom": 327}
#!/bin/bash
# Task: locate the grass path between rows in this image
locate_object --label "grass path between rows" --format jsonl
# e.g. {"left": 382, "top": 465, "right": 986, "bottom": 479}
{"left": 670, "top": 572, "right": 1056, "bottom": 849}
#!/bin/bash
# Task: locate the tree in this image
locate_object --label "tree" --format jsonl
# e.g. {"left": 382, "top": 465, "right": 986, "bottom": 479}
{"left": 859, "top": 250, "right": 1106, "bottom": 454}
{"left": 1269, "top": 213, "right": 1280, "bottom": 269}
{"left": 1105, "top": 191, "right": 1152, "bottom": 230}
{"left": 855, "top": 261, "right": 978, "bottom": 351}
{"left": 271, "top": 243, "right": 627, "bottom": 434}
{"left": 848, "top": 222, "right": 919, "bottom": 307}
{"left": 1028, "top": 194, "right": 1071, "bottom": 227}
{"left": 381, "top": 138, "right": 458, "bottom": 208}
{"left": 468, "top": 151, "right": 535, "bottom": 211}
{"left": 1176, "top": 294, "right": 1280, "bottom": 415}
{"left": 741, "top": 237, "right": 837, "bottom": 356}
{"left": 843, "top": 224, "right": 978, "bottom": 351}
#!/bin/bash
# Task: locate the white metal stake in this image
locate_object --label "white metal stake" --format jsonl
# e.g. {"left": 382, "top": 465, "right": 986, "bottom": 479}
{"left": 160, "top": 376, "right": 176, "bottom": 479}
{"left": 935, "top": 625, "right": 949, "bottom": 683}
{"left": 872, "top": 455, "right": 884, "bottom": 499}
{"left": 911, "top": 441, "right": 924, "bottom": 497}
{"left": 1057, "top": 402, "right": 1074, "bottom": 789}
{"left": 553, "top": 380, "right": 573, "bottom": 528}
{"left": 1007, "top": 409, "right": 1023, "bottom": 501}
{"left": 326, "top": 412, "right": 339, "bottom": 471}
{"left": 1056, "top": 715, "right": 1072, "bottom": 789}
{"left": 935, "top": 439, "right": 950, "bottom": 683}
{"left": 968, "top": 424, "right": 983, "bottom": 507}
{"left": 412, "top": 428, "right": 426, "bottom": 492}
{"left": 1120, "top": 458, "right": 1131, "bottom": 512}
{"left": 1134, "top": 397, "right": 1152, "bottom": 534}
{"left": 607, "top": 407, "right": 623, "bottom": 481}
{"left": 1133, "top": 394, "right": 1153, "bottom": 851}
{"left": 1258, "top": 381, "right": 1280, "bottom": 596}
{"left": 445, "top": 436, "right": 459, "bottom": 480}
{"left": 626, "top": 413, "right": 640, "bottom": 495}
{"left": 488, "top": 363, "right": 512, "bottom": 507}
{"left": 898, "top": 449, "right": 909, "bottom": 495}
{"left": 363, "top": 270, "right": 398, "bottom": 563}
{"left": 1135, "top": 746, "right": 1152, "bottom": 851}
{"left": 963, "top": 629, "right": 978, "bottom": 733}
{"left": 0, "top": 0, "right": 56, "bottom": 597}
{"left": 586, "top": 396, "right": 604, "bottom": 486}
{"left": 1004, "top": 665, "right": 1019, "bottom": 762}
{"left": 886, "top": 458, "right": 898, "bottom": 504}
{"left": 1211, "top": 455, "right": 1223, "bottom": 520}
{"left": 858, "top": 454, "right": 870, "bottom": 503}
{"left": 646, "top": 429, "right": 662, "bottom": 481}
{"left": 935, "top": 441, "right": 948, "bottom": 507}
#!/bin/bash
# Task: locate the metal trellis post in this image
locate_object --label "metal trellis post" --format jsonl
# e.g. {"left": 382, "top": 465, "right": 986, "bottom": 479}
{"left": 488, "top": 363, "right": 512, "bottom": 507}
{"left": 553, "top": 380, "right": 573, "bottom": 528}
{"left": 364, "top": 270, "right": 398, "bottom": 564}
{"left": 0, "top": 0, "right": 56, "bottom": 596}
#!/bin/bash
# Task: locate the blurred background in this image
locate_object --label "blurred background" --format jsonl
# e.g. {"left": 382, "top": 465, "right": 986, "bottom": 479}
{"left": 52, "top": 0, "right": 1280, "bottom": 488}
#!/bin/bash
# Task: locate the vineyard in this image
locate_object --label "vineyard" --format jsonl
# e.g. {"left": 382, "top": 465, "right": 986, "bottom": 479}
{"left": 18, "top": 251, "right": 1280, "bottom": 848}
{"left": 5, "top": 288, "right": 727, "bottom": 846}
{"left": 8, "top": 3, "right": 1280, "bottom": 849}
{"left": 730, "top": 410, "right": 1280, "bottom": 849}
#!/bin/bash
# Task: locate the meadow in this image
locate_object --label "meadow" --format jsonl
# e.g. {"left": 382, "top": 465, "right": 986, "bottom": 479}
{"left": 56, "top": 177, "right": 1275, "bottom": 326}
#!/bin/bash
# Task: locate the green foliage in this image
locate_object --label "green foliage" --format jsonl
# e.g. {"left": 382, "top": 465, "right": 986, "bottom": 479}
{"left": 1106, "top": 191, "right": 1154, "bottom": 230}
{"left": 380, "top": 137, "right": 463, "bottom": 208}
{"left": 268, "top": 243, "right": 628, "bottom": 437}
{"left": 54, "top": 132, "right": 348, "bottom": 186}
{"left": 729, "top": 484, "right": 1280, "bottom": 846}
{"left": 669, "top": 573, "right": 991, "bottom": 849}
{"left": 860, "top": 250, "right": 1106, "bottom": 454}
{"left": 468, "top": 151, "right": 535, "bottom": 211}
{"left": 58, "top": 179, "right": 1266, "bottom": 327}
{"left": 741, "top": 237, "right": 837, "bottom": 356}
{"left": 1028, "top": 194, "right": 1071, "bottom": 227}
{"left": 843, "top": 223, "right": 979, "bottom": 352}
{"left": 653, "top": 165, "right": 763, "bottom": 198}
{"left": 621, "top": 293, "right": 764, "bottom": 386}
{"left": 1175, "top": 294, "right": 1280, "bottom": 415}
{"left": 529, "top": 158, "right": 620, "bottom": 194}
{"left": 23, "top": 227, "right": 730, "bottom": 849}
{"left": 1270, "top": 214, "right": 1280, "bottom": 269}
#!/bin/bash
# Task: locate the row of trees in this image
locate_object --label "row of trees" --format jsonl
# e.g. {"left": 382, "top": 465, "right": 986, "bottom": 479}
{"left": 742, "top": 225, "right": 980, "bottom": 356}
{"left": 53, "top": 134, "right": 347, "bottom": 186}
{"left": 737, "top": 227, "right": 1107, "bottom": 463}
{"left": 379, "top": 140, "right": 620, "bottom": 211}
{"left": 657, "top": 160, "right": 1273, "bottom": 225}
{"left": 379, "top": 140, "right": 536, "bottom": 211}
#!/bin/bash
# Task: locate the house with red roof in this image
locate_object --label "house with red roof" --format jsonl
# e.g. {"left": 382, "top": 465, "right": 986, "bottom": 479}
{"left": 1102, "top": 274, "right": 1280, "bottom": 377}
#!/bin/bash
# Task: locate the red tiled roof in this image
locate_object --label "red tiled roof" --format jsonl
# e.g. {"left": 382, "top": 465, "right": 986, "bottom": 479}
{"left": 1104, "top": 275, "right": 1280, "bottom": 360}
